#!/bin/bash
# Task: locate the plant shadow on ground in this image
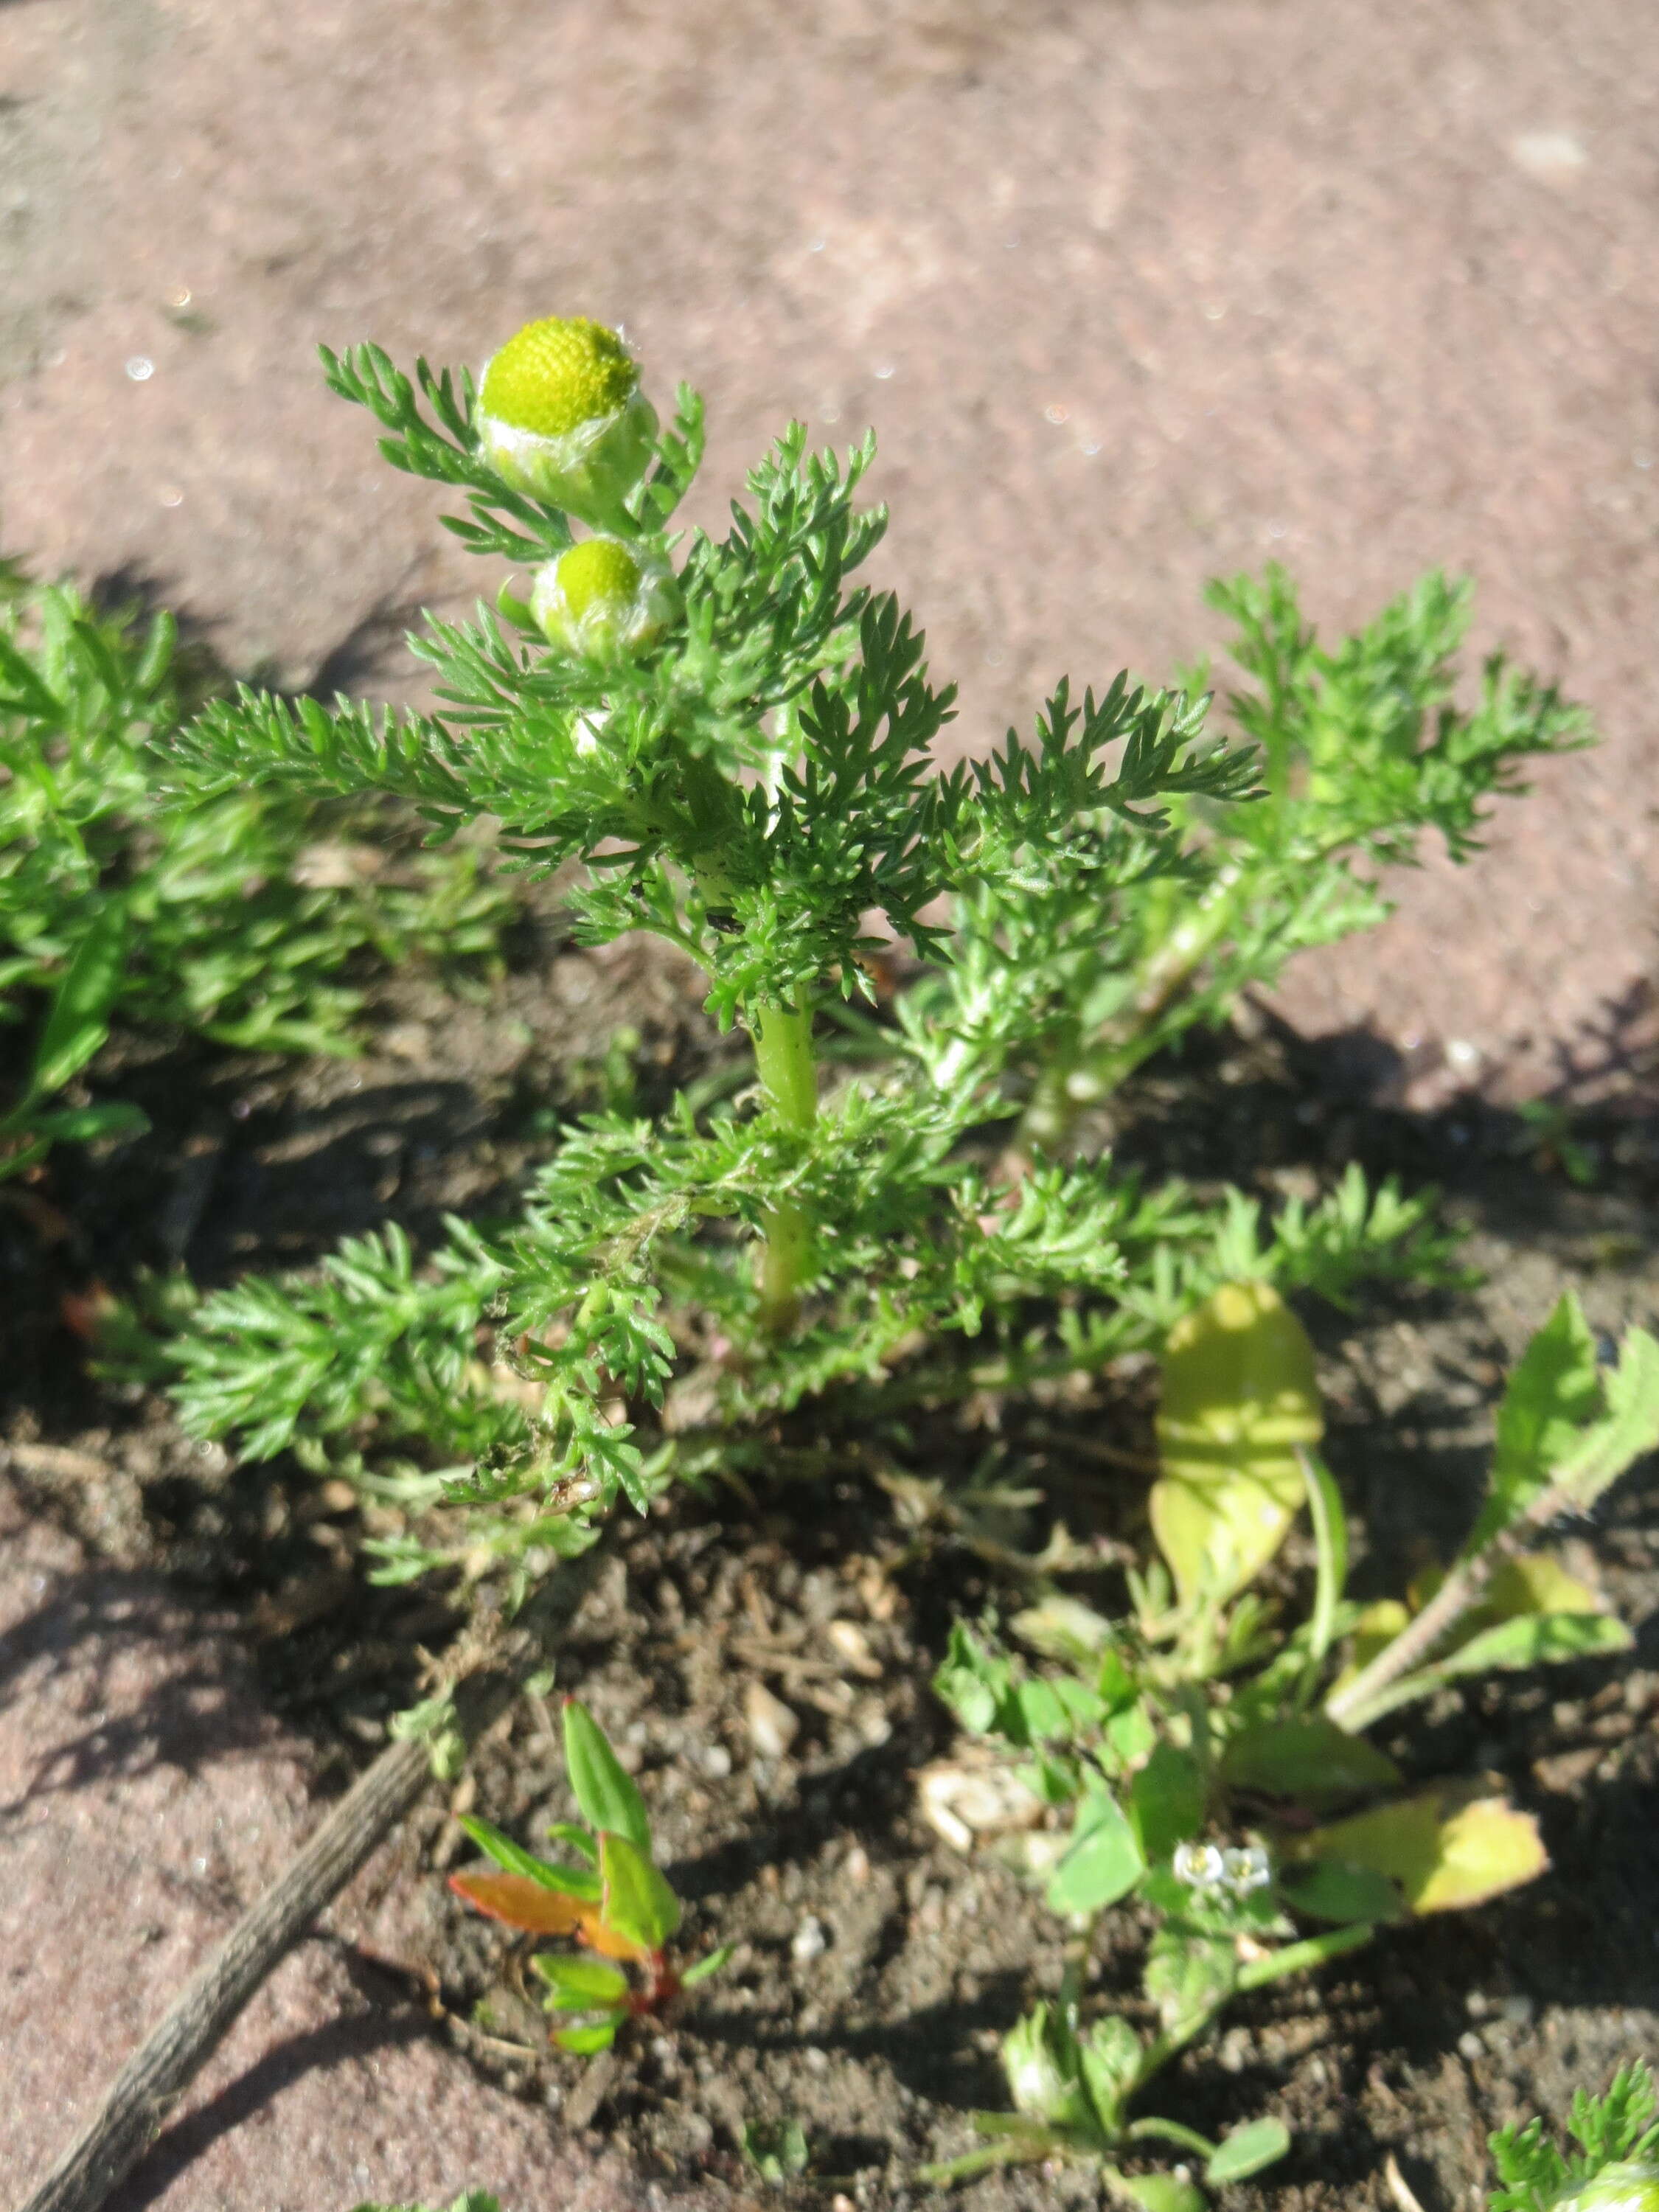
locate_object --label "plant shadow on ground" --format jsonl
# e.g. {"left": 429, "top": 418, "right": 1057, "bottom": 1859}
{"left": 4, "top": 935, "right": 1659, "bottom": 2208}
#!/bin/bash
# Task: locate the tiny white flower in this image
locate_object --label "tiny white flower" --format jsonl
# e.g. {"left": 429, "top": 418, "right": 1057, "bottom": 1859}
{"left": 1222, "top": 1845, "right": 1271, "bottom": 1895}
{"left": 1172, "top": 1840, "right": 1225, "bottom": 1891}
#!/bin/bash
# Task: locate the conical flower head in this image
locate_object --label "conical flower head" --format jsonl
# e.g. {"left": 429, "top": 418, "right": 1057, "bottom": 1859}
{"left": 531, "top": 535, "right": 679, "bottom": 661}
{"left": 477, "top": 316, "right": 658, "bottom": 530}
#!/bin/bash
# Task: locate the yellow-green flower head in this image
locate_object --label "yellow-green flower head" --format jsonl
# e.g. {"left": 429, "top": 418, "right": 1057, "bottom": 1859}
{"left": 531, "top": 534, "right": 679, "bottom": 661}
{"left": 1550, "top": 2170, "right": 1659, "bottom": 2212}
{"left": 476, "top": 316, "right": 658, "bottom": 529}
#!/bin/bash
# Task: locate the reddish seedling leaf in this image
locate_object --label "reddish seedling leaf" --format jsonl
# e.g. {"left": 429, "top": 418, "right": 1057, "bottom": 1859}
{"left": 448, "top": 1870, "right": 591, "bottom": 1935}
{"left": 448, "top": 1869, "right": 647, "bottom": 1962}
{"left": 582, "top": 1913, "right": 650, "bottom": 1964}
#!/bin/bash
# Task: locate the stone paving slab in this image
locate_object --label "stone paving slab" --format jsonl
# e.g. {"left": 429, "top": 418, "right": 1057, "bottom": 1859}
{"left": 0, "top": 1469, "right": 728, "bottom": 2211}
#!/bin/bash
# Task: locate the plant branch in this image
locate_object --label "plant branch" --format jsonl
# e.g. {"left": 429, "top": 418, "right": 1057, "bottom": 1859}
{"left": 1324, "top": 1464, "right": 1596, "bottom": 1731}
{"left": 751, "top": 995, "right": 818, "bottom": 1335}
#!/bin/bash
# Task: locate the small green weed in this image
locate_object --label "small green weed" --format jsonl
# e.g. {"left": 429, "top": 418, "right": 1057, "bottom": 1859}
{"left": 448, "top": 1697, "right": 730, "bottom": 2054}
{"left": 922, "top": 1289, "right": 1659, "bottom": 2202}
{"left": 1, "top": 569, "right": 511, "bottom": 1179}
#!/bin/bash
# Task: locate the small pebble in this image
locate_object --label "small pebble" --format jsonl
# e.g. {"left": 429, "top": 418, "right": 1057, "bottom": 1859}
{"left": 827, "top": 1618, "right": 880, "bottom": 1674}
{"left": 793, "top": 1914, "right": 829, "bottom": 1964}
{"left": 1458, "top": 2031, "right": 1485, "bottom": 2062}
{"left": 700, "top": 1742, "right": 733, "bottom": 1778}
{"left": 745, "top": 1681, "right": 800, "bottom": 1760}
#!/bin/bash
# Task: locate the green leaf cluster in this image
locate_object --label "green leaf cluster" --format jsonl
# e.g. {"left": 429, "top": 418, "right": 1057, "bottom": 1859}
{"left": 449, "top": 1698, "right": 729, "bottom": 2058}
{"left": 927, "top": 1293, "right": 1647, "bottom": 2196}
{"left": 1489, "top": 2063, "right": 1659, "bottom": 2212}
{"left": 0, "top": 567, "right": 512, "bottom": 1175}
{"left": 119, "top": 327, "right": 1576, "bottom": 1599}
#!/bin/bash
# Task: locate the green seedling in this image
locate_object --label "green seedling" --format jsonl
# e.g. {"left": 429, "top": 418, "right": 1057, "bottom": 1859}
{"left": 0, "top": 565, "right": 510, "bottom": 1180}
{"left": 1, "top": 899, "right": 147, "bottom": 1183}
{"left": 1513, "top": 1099, "right": 1599, "bottom": 1189}
{"left": 128, "top": 310, "right": 1580, "bottom": 1593}
{"left": 925, "top": 1287, "right": 1659, "bottom": 2199}
{"left": 740, "top": 2117, "right": 812, "bottom": 2186}
{"left": 1487, "top": 2062, "right": 1659, "bottom": 2211}
{"left": 448, "top": 1697, "right": 731, "bottom": 2054}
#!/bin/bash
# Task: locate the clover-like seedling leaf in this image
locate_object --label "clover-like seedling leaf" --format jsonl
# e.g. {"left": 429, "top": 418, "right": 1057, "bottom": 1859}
{"left": 554, "top": 2018, "right": 621, "bottom": 2055}
{"left": 563, "top": 1698, "right": 651, "bottom": 1853}
{"left": 1129, "top": 1742, "right": 1206, "bottom": 1863}
{"left": 1046, "top": 1775, "right": 1145, "bottom": 1917}
{"left": 1205, "top": 2116, "right": 1291, "bottom": 2184}
{"left": 934, "top": 1621, "right": 1017, "bottom": 1738}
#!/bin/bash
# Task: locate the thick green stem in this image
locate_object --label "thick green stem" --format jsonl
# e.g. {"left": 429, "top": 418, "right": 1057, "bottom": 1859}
{"left": 1015, "top": 864, "right": 1245, "bottom": 1158}
{"left": 1234, "top": 1920, "right": 1376, "bottom": 1991}
{"left": 752, "top": 998, "right": 818, "bottom": 1337}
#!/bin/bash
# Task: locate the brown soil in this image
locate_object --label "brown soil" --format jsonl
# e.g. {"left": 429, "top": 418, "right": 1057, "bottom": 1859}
{"left": 4, "top": 923, "right": 1657, "bottom": 2211}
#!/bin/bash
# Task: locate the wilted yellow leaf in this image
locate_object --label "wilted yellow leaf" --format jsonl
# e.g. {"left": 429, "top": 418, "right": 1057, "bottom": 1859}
{"left": 1288, "top": 1783, "right": 1548, "bottom": 1915}
{"left": 1483, "top": 1552, "right": 1603, "bottom": 1618}
{"left": 1152, "top": 1281, "right": 1324, "bottom": 1607}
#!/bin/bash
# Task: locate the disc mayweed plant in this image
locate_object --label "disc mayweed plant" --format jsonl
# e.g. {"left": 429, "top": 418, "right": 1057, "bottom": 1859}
{"left": 136, "top": 310, "right": 1588, "bottom": 1604}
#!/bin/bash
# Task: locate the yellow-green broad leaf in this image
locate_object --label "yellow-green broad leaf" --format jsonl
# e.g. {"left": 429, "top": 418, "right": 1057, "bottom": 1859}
{"left": 1288, "top": 1784, "right": 1548, "bottom": 1916}
{"left": 1153, "top": 1281, "right": 1324, "bottom": 1609}
{"left": 598, "top": 1829, "right": 681, "bottom": 1955}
